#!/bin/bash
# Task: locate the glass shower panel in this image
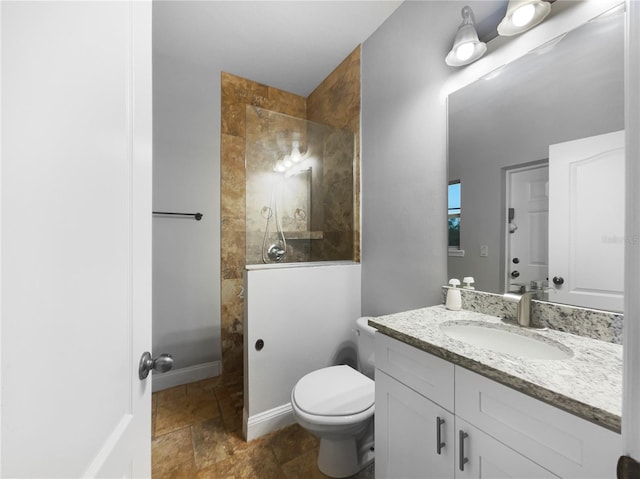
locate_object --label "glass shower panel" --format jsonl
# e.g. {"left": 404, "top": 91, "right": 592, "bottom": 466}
{"left": 245, "top": 106, "right": 355, "bottom": 265}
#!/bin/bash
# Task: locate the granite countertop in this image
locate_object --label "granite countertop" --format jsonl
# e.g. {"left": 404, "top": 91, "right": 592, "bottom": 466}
{"left": 369, "top": 305, "right": 623, "bottom": 432}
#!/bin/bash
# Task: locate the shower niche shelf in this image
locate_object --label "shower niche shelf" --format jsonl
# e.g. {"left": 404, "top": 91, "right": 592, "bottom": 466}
{"left": 283, "top": 231, "right": 324, "bottom": 241}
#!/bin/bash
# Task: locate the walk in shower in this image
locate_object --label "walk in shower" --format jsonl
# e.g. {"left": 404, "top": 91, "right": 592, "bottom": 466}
{"left": 245, "top": 106, "right": 355, "bottom": 264}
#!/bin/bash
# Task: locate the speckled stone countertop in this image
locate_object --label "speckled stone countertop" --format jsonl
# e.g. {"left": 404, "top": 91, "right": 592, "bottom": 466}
{"left": 369, "top": 305, "right": 623, "bottom": 433}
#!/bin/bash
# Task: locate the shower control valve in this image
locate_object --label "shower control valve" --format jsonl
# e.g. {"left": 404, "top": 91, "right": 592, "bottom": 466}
{"left": 267, "top": 244, "right": 286, "bottom": 262}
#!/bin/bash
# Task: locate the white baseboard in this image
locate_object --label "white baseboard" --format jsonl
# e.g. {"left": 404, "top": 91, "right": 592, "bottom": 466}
{"left": 244, "top": 403, "right": 296, "bottom": 441}
{"left": 152, "top": 361, "right": 221, "bottom": 392}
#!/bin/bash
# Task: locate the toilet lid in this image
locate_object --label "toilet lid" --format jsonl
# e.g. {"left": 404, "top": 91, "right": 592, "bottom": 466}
{"left": 293, "top": 365, "right": 374, "bottom": 417}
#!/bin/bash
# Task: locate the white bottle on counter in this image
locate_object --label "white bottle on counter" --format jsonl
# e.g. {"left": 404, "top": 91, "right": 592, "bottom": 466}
{"left": 446, "top": 278, "right": 462, "bottom": 311}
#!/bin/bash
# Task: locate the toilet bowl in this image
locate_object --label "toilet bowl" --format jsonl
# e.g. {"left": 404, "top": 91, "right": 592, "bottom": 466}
{"left": 291, "top": 317, "right": 376, "bottom": 478}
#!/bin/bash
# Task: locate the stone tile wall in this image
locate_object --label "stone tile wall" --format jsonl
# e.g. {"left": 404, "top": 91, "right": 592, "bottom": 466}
{"left": 221, "top": 73, "right": 306, "bottom": 374}
{"left": 244, "top": 107, "right": 318, "bottom": 265}
{"left": 220, "top": 45, "right": 361, "bottom": 374}
{"left": 307, "top": 45, "right": 361, "bottom": 261}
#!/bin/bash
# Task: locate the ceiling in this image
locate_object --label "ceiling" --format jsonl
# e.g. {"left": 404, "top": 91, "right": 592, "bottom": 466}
{"left": 153, "top": 1, "right": 508, "bottom": 97}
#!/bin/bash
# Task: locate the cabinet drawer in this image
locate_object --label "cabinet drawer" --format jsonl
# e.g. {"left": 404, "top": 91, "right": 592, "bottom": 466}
{"left": 375, "top": 333, "right": 454, "bottom": 411}
{"left": 455, "top": 366, "right": 620, "bottom": 479}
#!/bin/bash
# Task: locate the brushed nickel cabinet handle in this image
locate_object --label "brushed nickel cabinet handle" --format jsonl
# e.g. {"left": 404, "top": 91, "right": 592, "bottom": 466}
{"left": 436, "top": 417, "right": 446, "bottom": 455}
{"left": 459, "top": 430, "right": 469, "bottom": 471}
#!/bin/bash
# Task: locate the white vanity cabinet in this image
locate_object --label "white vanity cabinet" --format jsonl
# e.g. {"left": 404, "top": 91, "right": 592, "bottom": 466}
{"left": 375, "top": 333, "right": 621, "bottom": 479}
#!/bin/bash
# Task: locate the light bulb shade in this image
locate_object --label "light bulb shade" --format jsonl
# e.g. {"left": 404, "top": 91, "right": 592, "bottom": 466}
{"left": 446, "top": 6, "right": 487, "bottom": 67}
{"left": 497, "top": 0, "right": 551, "bottom": 36}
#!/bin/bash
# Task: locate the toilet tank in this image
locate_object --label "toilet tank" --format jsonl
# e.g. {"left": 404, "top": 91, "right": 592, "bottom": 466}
{"left": 355, "top": 317, "right": 377, "bottom": 379}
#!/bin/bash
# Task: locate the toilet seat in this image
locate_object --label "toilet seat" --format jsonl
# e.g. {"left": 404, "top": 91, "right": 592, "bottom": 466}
{"left": 292, "top": 365, "right": 374, "bottom": 417}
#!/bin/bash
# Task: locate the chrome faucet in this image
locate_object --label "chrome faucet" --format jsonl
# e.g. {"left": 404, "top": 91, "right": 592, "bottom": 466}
{"left": 503, "top": 291, "right": 538, "bottom": 327}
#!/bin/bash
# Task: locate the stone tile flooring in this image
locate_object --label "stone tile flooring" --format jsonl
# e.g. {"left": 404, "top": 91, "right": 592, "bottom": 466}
{"left": 152, "top": 375, "right": 375, "bottom": 478}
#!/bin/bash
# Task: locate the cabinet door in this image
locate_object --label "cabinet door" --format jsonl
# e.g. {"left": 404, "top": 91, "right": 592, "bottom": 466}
{"left": 455, "top": 419, "right": 559, "bottom": 479}
{"left": 376, "top": 370, "right": 454, "bottom": 479}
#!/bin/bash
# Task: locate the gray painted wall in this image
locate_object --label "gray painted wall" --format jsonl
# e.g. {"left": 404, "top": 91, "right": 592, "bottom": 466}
{"left": 153, "top": 50, "right": 222, "bottom": 370}
{"left": 151, "top": 0, "right": 617, "bottom": 372}
{"left": 152, "top": 0, "right": 459, "bottom": 372}
{"left": 360, "top": 1, "right": 624, "bottom": 315}
{"left": 361, "top": 1, "right": 459, "bottom": 315}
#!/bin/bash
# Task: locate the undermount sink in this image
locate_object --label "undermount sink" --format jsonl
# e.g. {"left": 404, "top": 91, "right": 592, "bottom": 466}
{"left": 439, "top": 321, "right": 573, "bottom": 360}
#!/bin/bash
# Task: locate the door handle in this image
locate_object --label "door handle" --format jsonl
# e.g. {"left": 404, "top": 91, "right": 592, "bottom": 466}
{"left": 138, "top": 352, "right": 174, "bottom": 380}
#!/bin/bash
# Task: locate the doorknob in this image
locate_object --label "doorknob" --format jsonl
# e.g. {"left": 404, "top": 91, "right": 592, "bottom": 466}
{"left": 553, "top": 276, "right": 565, "bottom": 286}
{"left": 138, "top": 352, "right": 174, "bottom": 380}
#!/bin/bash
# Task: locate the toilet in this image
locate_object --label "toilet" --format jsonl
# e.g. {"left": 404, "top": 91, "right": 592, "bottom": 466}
{"left": 291, "top": 317, "right": 377, "bottom": 478}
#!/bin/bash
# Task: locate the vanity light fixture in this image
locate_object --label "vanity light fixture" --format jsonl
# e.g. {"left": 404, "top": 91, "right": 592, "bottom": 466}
{"left": 497, "top": 0, "right": 551, "bottom": 36}
{"left": 445, "top": 6, "right": 487, "bottom": 67}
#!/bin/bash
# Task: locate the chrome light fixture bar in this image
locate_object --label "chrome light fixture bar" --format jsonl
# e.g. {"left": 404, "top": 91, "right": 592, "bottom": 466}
{"left": 445, "top": 6, "right": 487, "bottom": 67}
{"left": 497, "top": 0, "right": 551, "bottom": 36}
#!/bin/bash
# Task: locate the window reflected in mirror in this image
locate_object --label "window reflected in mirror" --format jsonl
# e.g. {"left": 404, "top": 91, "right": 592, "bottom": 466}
{"left": 448, "top": 181, "right": 461, "bottom": 251}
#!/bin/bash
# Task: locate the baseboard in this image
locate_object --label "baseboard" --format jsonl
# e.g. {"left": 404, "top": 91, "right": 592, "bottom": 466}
{"left": 152, "top": 361, "right": 221, "bottom": 392}
{"left": 244, "top": 403, "right": 296, "bottom": 441}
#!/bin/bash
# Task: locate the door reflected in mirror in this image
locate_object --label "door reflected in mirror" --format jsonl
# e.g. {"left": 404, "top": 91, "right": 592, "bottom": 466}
{"left": 505, "top": 162, "right": 548, "bottom": 294}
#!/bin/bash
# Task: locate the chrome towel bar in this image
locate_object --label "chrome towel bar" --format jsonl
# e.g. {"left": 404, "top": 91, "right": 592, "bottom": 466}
{"left": 153, "top": 211, "right": 203, "bottom": 221}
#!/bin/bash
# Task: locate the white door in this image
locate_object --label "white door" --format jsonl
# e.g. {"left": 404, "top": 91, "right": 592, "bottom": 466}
{"left": 549, "top": 130, "right": 625, "bottom": 312}
{"left": 1, "top": 2, "right": 152, "bottom": 477}
{"left": 506, "top": 164, "right": 549, "bottom": 292}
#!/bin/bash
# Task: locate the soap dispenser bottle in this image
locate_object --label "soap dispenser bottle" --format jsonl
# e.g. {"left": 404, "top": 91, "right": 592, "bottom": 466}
{"left": 446, "top": 278, "right": 462, "bottom": 311}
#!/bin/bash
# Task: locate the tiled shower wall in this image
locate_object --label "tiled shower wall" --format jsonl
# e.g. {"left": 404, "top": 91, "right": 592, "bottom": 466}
{"left": 244, "top": 109, "right": 355, "bottom": 264}
{"left": 220, "top": 46, "right": 361, "bottom": 374}
{"left": 307, "top": 46, "right": 361, "bottom": 261}
{"left": 244, "top": 108, "right": 313, "bottom": 264}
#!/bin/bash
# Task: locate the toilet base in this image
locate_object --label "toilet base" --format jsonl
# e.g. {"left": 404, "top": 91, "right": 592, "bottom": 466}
{"left": 316, "top": 425, "right": 375, "bottom": 478}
